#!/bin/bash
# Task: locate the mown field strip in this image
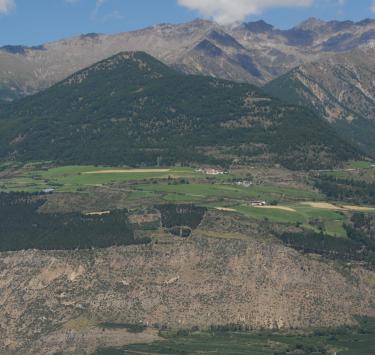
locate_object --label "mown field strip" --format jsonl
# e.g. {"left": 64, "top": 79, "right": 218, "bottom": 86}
{"left": 82, "top": 169, "right": 171, "bottom": 174}
{"left": 302, "top": 202, "right": 375, "bottom": 212}
{"left": 215, "top": 207, "right": 237, "bottom": 212}
{"left": 254, "top": 205, "right": 297, "bottom": 212}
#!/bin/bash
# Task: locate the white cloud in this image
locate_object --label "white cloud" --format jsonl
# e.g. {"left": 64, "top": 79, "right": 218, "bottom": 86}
{"left": 91, "top": 0, "right": 107, "bottom": 18}
{"left": 178, "top": 0, "right": 315, "bottom": 24}
{"left": 0, "top": 0, "right": 15, "bottom": 15}
{"left": 371, "top": 0, "right": 375, "bottom": 13}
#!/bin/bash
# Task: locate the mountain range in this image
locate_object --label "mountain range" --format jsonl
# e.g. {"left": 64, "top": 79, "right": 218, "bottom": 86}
{"left": 1, "top": 18, "right": 375, "bottom": 102}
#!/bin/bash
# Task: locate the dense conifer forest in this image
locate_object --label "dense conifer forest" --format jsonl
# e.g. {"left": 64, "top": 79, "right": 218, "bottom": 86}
{"left": 314, "top": 175, "right": 375, "bottom": 205}
{"left": 0, "top": 192, "right": 150, "bottom": 251}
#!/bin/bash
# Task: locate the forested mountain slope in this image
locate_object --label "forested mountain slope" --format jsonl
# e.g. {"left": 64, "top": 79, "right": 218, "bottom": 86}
{"left": 0, "top": 52, "right": 361, "bottom": 170}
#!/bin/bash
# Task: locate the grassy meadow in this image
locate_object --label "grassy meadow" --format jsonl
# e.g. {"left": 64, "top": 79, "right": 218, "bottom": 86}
{"left": 0, "top": 164, "right": 204, "bottom": 193}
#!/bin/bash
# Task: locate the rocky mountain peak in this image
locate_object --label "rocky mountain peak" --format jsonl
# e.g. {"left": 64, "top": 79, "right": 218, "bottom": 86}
{"left": 79, "top": 33, "right": 101, "bottom": 40}
{"left": 189, "top": 18, "right": 215, "bottom": 27}
{"left": 242, "top": 20, "right": 274, "bottom": 33}
{"left": 63, "top": 51, "right": 174, "bottom": 87}
{"left": 296, "top": 17, "right": 327, "bottom": 31}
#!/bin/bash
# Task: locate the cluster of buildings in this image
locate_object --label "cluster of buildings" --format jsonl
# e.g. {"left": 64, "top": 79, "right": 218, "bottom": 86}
{"left": 250, "top": 200, "right": 267, "bottom": 207}
{"left": 196, "top": 167, "right": 226, "bottom": 175}
{"left": 42, "top": 188, "right": 55, "bottom": 194}
{"left": 235, "top": 180, "right": 253, "bottom": 188}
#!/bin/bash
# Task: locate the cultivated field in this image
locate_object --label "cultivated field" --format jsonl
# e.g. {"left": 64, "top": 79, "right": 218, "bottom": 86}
{"left": 302, "top": 202, "right": 375, "bottom": 212}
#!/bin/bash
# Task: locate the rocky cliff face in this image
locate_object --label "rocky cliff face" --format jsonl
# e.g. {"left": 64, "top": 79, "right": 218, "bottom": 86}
{"left": 1, "top": 224, "right": 374, "bottom": 354}
{"left": 264, "top": 45, "right": 375, "bottom": 155}
{"left": 1, "top": 18, "right": 375, "bottom": 101}
{"left": 265, "top": 45, "right": 375, "bottom": 122}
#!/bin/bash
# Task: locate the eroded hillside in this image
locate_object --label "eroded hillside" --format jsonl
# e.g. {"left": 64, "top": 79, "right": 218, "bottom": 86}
{"left": 1, "top": 211, "right": 375, "bottom": 354}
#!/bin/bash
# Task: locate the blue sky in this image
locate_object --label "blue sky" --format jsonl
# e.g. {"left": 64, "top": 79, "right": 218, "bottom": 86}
{"left": 0, "top": 0, "right": 374, "bottom": 46}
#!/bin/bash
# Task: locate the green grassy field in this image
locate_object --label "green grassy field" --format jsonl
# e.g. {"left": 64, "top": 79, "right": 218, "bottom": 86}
{"left": 347, "top": 160, "right": 375, "bottom": 169}
{"left": 94, "top": 318, "right": 375, "bottom": 355}
{"left": 232, "top": 203, "right": 347, "bottom": 237}
{"left": 2, "top": 162, "right": 373, "bottom": 239}
{"left": 133, "top": 182, "right": 349, "bottom": 237}
{"left": 0, "top": 164, "right": 204, "bottom": 193}
{"left": 135, "top": 183, "right": 322, "bottom": 203}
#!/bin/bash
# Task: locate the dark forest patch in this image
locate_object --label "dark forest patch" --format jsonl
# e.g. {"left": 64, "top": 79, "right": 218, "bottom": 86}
{"left": 0, "top": 192, "right": 150, "bottom": 251}
{"left": 314, "top": 175, "right": 375, "bottom": 205}
{"left": 277, "top": 229, "right": 375, "bottom": 268}
{"left": 156, "top": 204, "right": 207, "bottom": 237}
